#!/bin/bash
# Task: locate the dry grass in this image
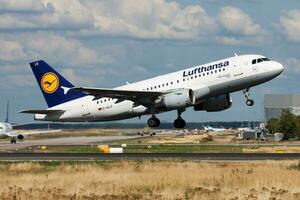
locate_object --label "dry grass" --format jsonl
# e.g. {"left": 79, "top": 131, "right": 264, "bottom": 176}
{"left": 243, "top": 146, "right": 300, "bottom": 153}
{"left": 0, "top": 161, "right": 299, "bottom": 200}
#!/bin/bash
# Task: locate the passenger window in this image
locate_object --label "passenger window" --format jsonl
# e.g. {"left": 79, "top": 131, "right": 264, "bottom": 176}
{"left": 171, "top": 82, "right": 173, "bottom": 84}
{"left": 177, "top": 80, "right": 179, "bottom": 83}
{"left": 166, "top": 83, "right": 168, "bottom": 86}
{"left": 191, "top": 76, "right": 193, "bottom": 79}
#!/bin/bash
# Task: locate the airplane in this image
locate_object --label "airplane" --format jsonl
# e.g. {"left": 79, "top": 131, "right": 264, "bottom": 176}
{"left": 20, "top": 54, "right": 284, "bottom": 129}
{"left": 0, "top": 101, "right": 61, "bottom": 144}
{"left": 203, "top": 126, "right": 226, "bottom": 132}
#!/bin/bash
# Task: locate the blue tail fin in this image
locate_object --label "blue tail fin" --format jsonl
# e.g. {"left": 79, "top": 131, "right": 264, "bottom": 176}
{"left": 30, "top": 60, "right": 86, "bottom": 108}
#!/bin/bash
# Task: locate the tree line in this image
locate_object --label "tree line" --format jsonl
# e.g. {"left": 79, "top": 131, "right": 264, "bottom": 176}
{"left": 266, "top": 109, "right": 300, "bottom": 140}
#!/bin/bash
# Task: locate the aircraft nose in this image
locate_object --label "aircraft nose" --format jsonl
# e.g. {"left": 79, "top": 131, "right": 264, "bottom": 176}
{"left": 272, "top": 62, "right": 284, "bottom": 75}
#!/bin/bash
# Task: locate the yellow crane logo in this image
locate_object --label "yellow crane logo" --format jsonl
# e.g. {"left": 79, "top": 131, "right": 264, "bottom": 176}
{"left": 41, "top": 72, "right": 59, "bottom": 93}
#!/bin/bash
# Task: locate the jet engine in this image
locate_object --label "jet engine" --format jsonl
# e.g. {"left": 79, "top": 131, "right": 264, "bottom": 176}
{"left": 17, "top": 134, "right": 24, "bottom": 140}
{"left": 194, "top": 94, "right": 232, "bottom": 112}
{"left": 156, "top": 88, "right": 195, "bottom": 110}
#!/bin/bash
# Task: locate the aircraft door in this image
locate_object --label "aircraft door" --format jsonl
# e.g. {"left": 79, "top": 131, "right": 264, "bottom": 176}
{"left": 233, "top": 58, "right": 243, "bottom": 76}
{"left": 80, "top": 101, "right": 90, "bottom": 117}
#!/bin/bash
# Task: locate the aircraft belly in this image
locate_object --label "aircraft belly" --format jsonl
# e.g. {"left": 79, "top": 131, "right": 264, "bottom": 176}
{"left": 92, "top": 101, "right": 137, "bottom": 121}
{"left": 208, "top": 71, "right": 275, "bottom": 96}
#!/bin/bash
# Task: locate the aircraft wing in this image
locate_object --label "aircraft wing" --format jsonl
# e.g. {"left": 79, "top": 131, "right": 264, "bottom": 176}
{"left": 4, "top": 129, "right": 62, "bottom": 137}
{"left": 70, "top": 87, "right": 165, "bottom": 104}
{"left": 19, "top": 109, "right": 65, "bottom": 114}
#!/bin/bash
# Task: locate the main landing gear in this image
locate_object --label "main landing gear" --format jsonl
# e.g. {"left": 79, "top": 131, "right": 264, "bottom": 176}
{"left": 173, "top": 109, "right": 186, "bottom": 129}
{"left": 147, "top": 115, "right": 160, "bottom": 128}
{"left": 244, "top": 89, "right": 254, "bottom": 106}
{"left": 10, "top": 138, "right": 16, "bottom": 144}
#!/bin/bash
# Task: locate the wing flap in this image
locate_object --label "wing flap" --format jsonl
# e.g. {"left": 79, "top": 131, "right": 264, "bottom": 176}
{"left": 19, "top": 109, "right": 65, "bottom": 114}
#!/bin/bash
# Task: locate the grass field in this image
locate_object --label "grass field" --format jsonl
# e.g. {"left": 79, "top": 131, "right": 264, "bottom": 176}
{"left": 0, "top": 160, "right": 299, "bottom": 200}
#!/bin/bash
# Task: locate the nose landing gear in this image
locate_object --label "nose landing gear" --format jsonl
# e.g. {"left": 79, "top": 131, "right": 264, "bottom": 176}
{"left": 244, "top": 89, "right": 254, "bottom": 106}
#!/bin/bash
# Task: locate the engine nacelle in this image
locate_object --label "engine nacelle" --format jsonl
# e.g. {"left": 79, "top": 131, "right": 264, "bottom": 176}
{"left": 17, "top": 134, "right": 24, "bottom": 140}
{"left": 194, "top": 94, "right": 232, "bottom": 112}
{"left": 156, "top": 89, "right": 195, "bottom": 110}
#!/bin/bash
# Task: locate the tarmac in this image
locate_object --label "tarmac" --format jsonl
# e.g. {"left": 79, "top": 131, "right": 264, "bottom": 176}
{"left": 0, "top": 135, "right": 143, "bottom": 151}
{"left": 0, "top": 153, "right": 299, "bottom": 161}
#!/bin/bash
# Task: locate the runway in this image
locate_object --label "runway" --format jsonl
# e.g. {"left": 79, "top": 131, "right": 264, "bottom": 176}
{"left": 0, "top": 153, "right": 299, "bottom": 161}
{"left": 0, "top": 135, "right": 144, "bottom": 151}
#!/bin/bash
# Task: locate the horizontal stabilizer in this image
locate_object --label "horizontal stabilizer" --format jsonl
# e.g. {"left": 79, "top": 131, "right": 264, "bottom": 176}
{"left": 19, "top": 109, "right": 64, "bottom": 114}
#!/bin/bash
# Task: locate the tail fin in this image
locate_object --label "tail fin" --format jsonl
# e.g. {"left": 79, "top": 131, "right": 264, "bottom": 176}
{"left": 30, "top": 60, "right": 86, "bottom": 108}
{"left": 5, "top": 101, "right": 9, "bottom": 123}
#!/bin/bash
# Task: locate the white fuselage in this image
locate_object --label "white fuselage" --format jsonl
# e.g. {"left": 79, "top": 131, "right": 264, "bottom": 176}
{"left": 0, "top": 122, "right": 13, "bottom": 138}
{"left": 34, "top": 54, "right": 283, "bottom": 122}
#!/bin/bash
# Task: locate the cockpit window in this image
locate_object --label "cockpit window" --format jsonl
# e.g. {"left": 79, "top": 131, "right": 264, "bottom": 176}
{"left": 257, "top": 58, "right": 263, "bottom": 63}
{"left": 252, "top": 57, "right": 270, "bottom": 65}
{"left": 262, "top": 58, "right": 270, "bottom": 61}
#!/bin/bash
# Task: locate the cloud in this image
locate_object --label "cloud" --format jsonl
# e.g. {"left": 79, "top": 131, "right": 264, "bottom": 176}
{"left": 285, "top": 58, "right": 300, "bottom": 74}
{"left": 0, "top": 0, "right": 45, "bottom": 12}
{"left": 279, "top": 10, "right": 300, "bottom": 42}
{"left": 0, "top": 32, "right": 115, "bottom": 89}
{"left": 218, "top": 6, "right": 263, "bottom": 36}
{"left": 86, "top": 0, "right": 217, "bottom": 40}
{"left": 0, "top": 0, "right": 217, "bottom": 41}
{"left": 0, "top": 39, "right": 26, "bottom": 62}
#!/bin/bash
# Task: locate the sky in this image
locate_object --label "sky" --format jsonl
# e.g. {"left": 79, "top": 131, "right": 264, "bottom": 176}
{"left": 0, "top": 0, "right": 299, "bottom": 123}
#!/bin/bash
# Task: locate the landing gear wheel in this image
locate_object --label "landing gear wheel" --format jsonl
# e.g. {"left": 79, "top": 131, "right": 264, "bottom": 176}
{"left": 147, "top": 117, "right": 160, "bottom": 128}
{"left": 243, "top": 89, "right": 254, "bottom": 107}
{"left": 173, "top": 118, "right": 186, "bottom": 129}
{"left": 10, "top": 138, "right": 16, "bottom": 144}
{"left": 246, "top": 99, "right": 254, "bottom": 106}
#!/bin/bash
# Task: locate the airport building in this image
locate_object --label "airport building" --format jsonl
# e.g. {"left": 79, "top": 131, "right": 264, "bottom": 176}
{"left": 264, "top": 94, "right": 300, "bottom": 121}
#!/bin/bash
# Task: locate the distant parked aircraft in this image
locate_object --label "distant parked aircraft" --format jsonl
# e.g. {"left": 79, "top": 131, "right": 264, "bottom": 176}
{"left": 203, "top": 126, "right": 226, "bottom": 132}
{"left": 0, "top": 101, "right": 60, "bottom": 144}
{"left": 21, "top": 54, "right": 283, "bottom": 128}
